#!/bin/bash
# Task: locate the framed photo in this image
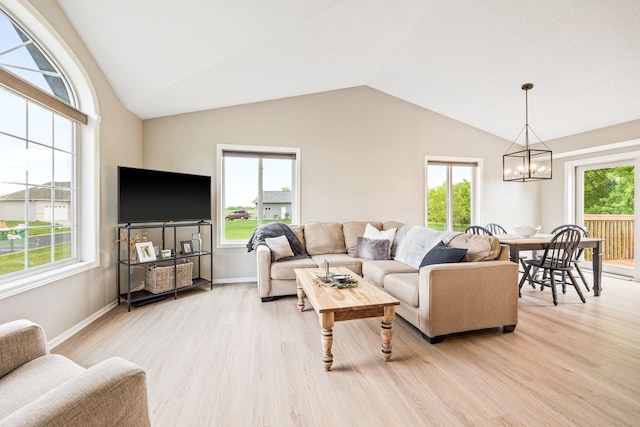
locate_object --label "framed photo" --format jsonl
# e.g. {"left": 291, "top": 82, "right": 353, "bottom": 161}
{"left": 135, "top": 241, "right": 156, "bottom": 262}
{"left": 180, "top": 240, "right": 193, "bottom": 255}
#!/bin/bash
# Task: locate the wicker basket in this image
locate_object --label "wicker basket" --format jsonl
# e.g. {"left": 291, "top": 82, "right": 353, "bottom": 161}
{"left": 145, "top": 260, "right": 193, "bottom": 294}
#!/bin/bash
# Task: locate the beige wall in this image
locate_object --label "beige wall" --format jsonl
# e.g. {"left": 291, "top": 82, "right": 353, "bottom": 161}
{"left": 0, "top": 1, "right": 143, "bottom": 341}
{"left": 143, "top": 86, "right": 540, "bottom": 281}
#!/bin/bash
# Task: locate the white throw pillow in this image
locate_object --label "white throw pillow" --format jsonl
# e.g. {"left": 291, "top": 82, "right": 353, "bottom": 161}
{"left": 363, "top": 223, "right": 396, "bottom": 259}
{"left": 265, "top": 235, "right": 294, "bottom": 261}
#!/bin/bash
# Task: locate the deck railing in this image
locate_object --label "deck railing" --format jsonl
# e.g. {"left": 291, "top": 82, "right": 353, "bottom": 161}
{"left": 583, "top": 214, "right": 634, "bottom": 261}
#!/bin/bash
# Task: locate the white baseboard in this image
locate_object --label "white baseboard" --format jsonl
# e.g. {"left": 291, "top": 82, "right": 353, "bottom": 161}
{"left": 49, "top": 300, "right": 118, "bottom": 349}
{"left": 213, "top": 277, "right": 256, "bottom": 284}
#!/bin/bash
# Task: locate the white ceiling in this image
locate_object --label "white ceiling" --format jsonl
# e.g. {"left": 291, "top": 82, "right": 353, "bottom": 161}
{"left": 57, "top": 0, "right": 640, "bottom": 141}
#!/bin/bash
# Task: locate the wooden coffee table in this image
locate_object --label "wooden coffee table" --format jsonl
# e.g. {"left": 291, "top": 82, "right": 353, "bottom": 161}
{"left": 295, "top": 267, "right": 400, "bottom": 371}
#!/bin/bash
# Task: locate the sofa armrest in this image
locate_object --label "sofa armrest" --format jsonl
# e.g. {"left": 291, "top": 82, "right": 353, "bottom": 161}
{"left": 0, "top": 320, "right": 48, "bottom": 379}
{"left": 0, "top": 357, "right": 151, "bottom": 427}
{"left": 418, "top": 260, "right": 519, "bottom": 338}
{"left": 256, "top": 245, "right": 272, "bottom": 299}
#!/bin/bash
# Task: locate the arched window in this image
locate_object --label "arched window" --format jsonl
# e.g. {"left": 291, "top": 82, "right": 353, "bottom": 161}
{"left": 0, "top": 6, "right": 94, "bottom": 289}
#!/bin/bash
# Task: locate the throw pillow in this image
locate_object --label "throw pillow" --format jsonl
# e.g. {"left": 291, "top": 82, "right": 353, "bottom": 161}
{"left": 363, "top": 223, "right": 397, "bottom": 258}
{"left": 419, "top": 241, "right": 467, "bottom": 267}
{"left": 265, "top": 235, "right": 295, "bottom": 261}
{"left": 353, "top": 237, "right": 391, "bottom": 260}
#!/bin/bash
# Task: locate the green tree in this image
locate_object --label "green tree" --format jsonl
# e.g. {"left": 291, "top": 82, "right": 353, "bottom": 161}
{"left": 427, "top": 180, "right": 471, "bottom": 228}
{"left": 427, "top": 184, "right": 446, "bottom": 224}
{"left": 584, "top": 166, "right": 634, "bottom": 214}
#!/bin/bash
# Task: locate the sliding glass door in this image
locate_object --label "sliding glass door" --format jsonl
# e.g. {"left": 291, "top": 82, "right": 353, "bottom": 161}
{"left": 576, "top": 159, "right": 638, "bottom": 278}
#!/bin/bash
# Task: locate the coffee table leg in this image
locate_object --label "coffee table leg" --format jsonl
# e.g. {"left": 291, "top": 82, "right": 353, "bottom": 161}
{"left": 381, "top": 306, "right": 396, "bottom": 361}
{"left": 296, "top": 280, "right": 305, "bottom": 312}
{"left": 321, "top": 313, "right": 334, "bottom": 371}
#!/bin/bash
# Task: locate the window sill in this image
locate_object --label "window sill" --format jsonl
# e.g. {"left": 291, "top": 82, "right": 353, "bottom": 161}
{"left": 0, "top": 260, "right": 99, "bottom": 301}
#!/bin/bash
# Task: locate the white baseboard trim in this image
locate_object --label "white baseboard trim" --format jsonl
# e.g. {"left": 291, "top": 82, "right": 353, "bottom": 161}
{"left": 213, "top": 277, "right": 256, "bottom": 284}
{"left": 49, "top": 300, "right": 118, "bottom": 349}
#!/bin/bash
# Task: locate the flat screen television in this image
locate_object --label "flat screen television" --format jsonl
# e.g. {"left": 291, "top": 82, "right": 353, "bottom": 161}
{"left": 117, "top": 166, "right": 211, "bottom": 224}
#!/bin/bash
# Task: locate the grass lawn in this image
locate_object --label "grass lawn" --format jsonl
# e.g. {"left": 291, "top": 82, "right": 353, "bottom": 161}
{"left": 0, "top": 243, "right": 72, "bottom": 275}
{"left": 225, "top": 219, "right": 291, "bottom": 241}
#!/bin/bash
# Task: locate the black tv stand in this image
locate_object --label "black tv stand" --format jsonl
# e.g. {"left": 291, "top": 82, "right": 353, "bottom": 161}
{"left": 116, "top": 221, "right": 213, "bottom": 311}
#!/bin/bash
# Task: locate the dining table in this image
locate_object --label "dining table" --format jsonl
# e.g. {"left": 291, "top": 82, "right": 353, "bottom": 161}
{"left": 498, "top": 234, "right": 606, "bottom": 296}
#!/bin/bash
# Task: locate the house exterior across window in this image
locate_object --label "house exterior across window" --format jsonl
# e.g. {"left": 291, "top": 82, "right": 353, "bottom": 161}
{"left": 253, "top": 191, "right": 292, "bottom": 220}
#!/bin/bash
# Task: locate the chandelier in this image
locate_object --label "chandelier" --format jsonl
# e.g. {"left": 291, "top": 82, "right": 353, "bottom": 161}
{"left": 503, "top": 83, "right": 552, "bottom": 182}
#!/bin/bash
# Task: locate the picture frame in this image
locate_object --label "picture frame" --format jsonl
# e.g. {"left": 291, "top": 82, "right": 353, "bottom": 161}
{"left": 135, "top": 241, "right": 156, "bottom": 262}
{"left": 180, "top": 240, "right": 193, "bottom": 255}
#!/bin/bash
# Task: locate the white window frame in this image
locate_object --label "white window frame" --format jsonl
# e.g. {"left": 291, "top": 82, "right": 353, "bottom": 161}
{"left": 424, "top": 156, "right": 483, "bottom": 230}
{"left": 216, "top": 144, "right": 300, "bottom": 248}
{"left": 0, "top": 1, "right": 99, "bottom": 299}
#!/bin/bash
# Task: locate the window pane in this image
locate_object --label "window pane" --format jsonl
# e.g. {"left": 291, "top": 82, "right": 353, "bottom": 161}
{"left": 28, "top": 102, "right": 53, "bottom": 146}
{"left": 0, "top": 89, "right": 26, "bottom": 138}
{"left": 54, "top": 150, "right": 72, "bottom": 183}
{"left": 427, "top": 165, "right": 446, "bottom": 230}
{"left": 51, "top": 188, "right": 71, "bottom": 224}
{"left": 451, "top": 166, "right": 472, "bottom": 231}
{"left": 223, "top": 156, "right": 257, "bottom": 241}
{"left": 262, "top": 158, "right": 293, "bottom": 220}
{"left": 27, "top": 143, "right": 52, "bottom": 185}
{"left": 0, "top": 133, "right": 26, "bottom": 184}
{"left": 0, "top": 183, "right": 27, "bottom": 225}
{"left": 54, "top": 115, "right": 72, "bottom": 151}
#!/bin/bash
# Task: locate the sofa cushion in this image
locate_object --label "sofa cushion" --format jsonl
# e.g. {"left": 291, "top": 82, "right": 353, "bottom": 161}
{"left": 353, "top": 237, "right": 390, "bottom": 260}
{"left": 289, "top": 224, "right": 305, "bottom": 249}
{"left": 0, "top": 354, "right": 84, "bottom": 418}
{"left": 304, "top": 222, "right": 346, "bottom": 255}
{"left": 447, "top": 233, "right": 501, "bottom": 262}
{"left": 393, "top": 225, "right": 461, "bottom": 269}
{"left": 420, "top": 241, "right": 467, "bottom": 267}
{"left": 270, "top": 257, "right": 318, "bottom": 280}
{"left": 265, "top": 235, "right": 294, "bottom": 261}
{"left": 361, "top": 260, "right": 417, "bottom": 287}
{"left": 342, "top": 221, "right": 382, "bottom": 256}
{"left": 384, "top": 273, "right": 419, "bottom": 308}
{"left": 310, "top": 254, "right": 363, "bottom": 275}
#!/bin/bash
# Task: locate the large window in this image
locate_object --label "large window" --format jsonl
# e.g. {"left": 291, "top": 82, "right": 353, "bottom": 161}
{"left": 0, "top": 7, "right": 90, "bottom": 288}
{"left": 425, "top": 157, "right": 481, "bottom": 231}
{"left": 217, "top": 145, "right": 300, "bottom": 245}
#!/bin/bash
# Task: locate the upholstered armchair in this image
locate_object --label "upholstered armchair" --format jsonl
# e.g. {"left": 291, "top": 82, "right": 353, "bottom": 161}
{"left": 0, "top": 319, "right": 150, "bottom": 426}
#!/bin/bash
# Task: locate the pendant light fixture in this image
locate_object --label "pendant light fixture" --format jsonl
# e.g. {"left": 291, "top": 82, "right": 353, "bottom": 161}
{"left": 503, "top": 83, "right": 552, "bottom": 182}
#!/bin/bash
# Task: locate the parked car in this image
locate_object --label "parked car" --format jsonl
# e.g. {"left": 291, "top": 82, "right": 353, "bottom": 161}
{"left": 225, "top": 210, "right": 250, "bottom": 220}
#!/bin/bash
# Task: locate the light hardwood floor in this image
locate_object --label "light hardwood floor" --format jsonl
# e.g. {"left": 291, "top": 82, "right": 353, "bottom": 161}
{"left": 54, "top": 272, "right": 640, "bottom": 426}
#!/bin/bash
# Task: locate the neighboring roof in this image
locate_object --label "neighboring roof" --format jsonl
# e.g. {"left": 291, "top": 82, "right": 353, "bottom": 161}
{"left": 57, "top": 0, "right": 640, "bottom": 141}
{"left": 252, "top": 191, "right": 292, "bottom": 204}
{"left": 0, "top": 182, "right": 71, "bottom": 201}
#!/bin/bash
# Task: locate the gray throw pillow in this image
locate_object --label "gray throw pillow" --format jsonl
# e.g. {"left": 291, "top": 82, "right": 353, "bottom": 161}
{"left": 353, "top": 237, "right": 391, "bottom": 260}
{"left": 419, "top": 241, "right": 467, "bottom": 267}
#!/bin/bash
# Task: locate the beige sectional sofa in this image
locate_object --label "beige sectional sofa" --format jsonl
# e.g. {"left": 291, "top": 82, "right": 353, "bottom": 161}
{"left": 254, "top": 221, "right": 519, "bottom": 343}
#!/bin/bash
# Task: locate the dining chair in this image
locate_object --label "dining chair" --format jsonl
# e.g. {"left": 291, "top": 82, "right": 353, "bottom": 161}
{"left": 465, "top": 225, "right": 493, "bottom": 235}
{"left": 518, "top": 228, "right": 586, "bottom": 305}
{"left": 486, "top": 222, "right": 534, "bottom": 279}
{"left": 485, "top": 223, "right": 508, "bottom": 235}
{"left": 550, "top": 224, "right": 590, "bottom": 292}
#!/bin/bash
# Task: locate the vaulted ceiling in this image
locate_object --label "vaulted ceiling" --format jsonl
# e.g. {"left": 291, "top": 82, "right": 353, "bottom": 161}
{"left": 57, "top": 0, "right": 640, "bottom": 142}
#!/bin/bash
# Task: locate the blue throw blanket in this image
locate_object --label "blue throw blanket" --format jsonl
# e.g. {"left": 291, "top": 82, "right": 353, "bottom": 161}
{"left": 246, "top": 222, "right": 308, "bottom": 260}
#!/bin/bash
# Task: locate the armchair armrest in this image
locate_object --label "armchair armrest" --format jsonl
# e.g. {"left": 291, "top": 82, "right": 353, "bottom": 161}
{"left": 0, "top": 320, "right": 48, "bottom": 379}
{"left": 0, "top": 357, "right": 151, "bottom": 427}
